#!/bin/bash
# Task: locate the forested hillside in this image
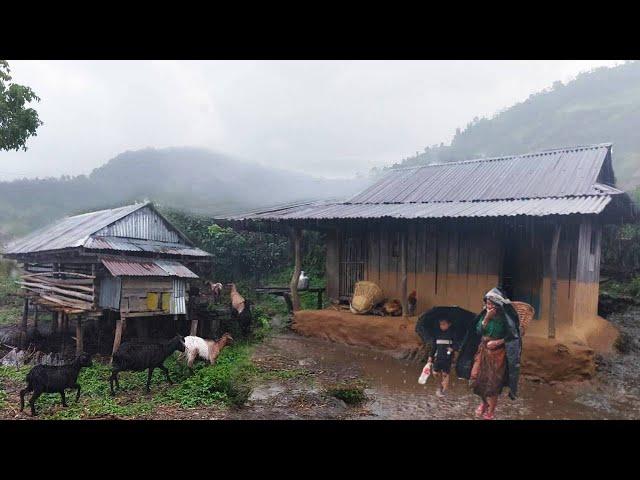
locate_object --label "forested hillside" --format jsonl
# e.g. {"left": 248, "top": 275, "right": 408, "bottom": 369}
{"left": 393, "top": 61, "right": 640, "bottom": 190}
{"left": 0, "top": 147, "right": 369, "bottom": 238}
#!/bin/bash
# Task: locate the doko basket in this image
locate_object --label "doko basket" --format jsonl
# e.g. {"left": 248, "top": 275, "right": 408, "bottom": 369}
{"left": 350, "top": 281, "right": 385, "bottom": 314}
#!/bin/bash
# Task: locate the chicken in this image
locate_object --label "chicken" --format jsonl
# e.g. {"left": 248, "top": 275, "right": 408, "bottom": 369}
{"left": 228, "top": 283, "right": 245, "bottom": 314}
{"left": 407, "top": 290, "right": 417, "bottom": 316}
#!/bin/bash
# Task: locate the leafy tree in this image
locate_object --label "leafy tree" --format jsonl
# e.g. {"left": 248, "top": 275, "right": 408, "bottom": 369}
{"left": 0, "top": 60, "right": 43, "bottom": 151}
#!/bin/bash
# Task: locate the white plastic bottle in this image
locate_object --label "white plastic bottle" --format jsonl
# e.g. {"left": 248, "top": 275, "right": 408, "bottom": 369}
{"left": 418, "top": 360, "right": 432, "bottom": 385}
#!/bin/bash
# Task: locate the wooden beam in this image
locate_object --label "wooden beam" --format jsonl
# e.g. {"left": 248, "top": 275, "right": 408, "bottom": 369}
{"left": 548, "top": 224, "right": 562, "bottom": 339}
{"left": 289, "top": 227, "right": 302, "bottom": 312}
{"left": 401, "top": 230, "right": 408, "bottom": 317}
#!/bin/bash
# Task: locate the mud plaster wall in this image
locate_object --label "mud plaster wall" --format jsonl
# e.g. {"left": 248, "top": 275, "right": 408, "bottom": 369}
{"left": 326, "top": 218, "right": 606, "bottom": 345}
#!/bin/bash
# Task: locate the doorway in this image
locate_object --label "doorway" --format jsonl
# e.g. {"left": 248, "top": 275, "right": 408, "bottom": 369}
{"left": 501, "top": 235, "right": 543, "bottom": 318}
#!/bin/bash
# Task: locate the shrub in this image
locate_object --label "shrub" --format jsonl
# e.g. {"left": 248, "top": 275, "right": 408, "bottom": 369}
{"left": 325, "top": 380, "right": 368, "bottom": 405}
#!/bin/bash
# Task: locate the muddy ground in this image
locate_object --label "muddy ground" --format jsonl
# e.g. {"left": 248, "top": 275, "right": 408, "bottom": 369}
{"left": 2, "top": 307, "right": 639, "bottom": 420}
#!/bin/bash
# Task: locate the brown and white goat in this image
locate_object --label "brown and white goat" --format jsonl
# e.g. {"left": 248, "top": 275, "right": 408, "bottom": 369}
{"left": 182, "top": 333, "right": 234, "bottom": 367}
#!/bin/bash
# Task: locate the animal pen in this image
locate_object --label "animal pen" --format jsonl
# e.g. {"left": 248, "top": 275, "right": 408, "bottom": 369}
{"left": 2, "top": 202, "right": 211, "bottom": 355}
{"left": 227, "top": 144, "right": 637, "bottom": 358}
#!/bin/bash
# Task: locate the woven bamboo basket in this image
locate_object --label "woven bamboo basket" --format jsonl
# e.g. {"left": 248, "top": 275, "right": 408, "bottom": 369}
{"left": 511, "top": 301, "right": 534, "bottom": 336}
{"left": 350, "top": 281, "right": 385, "bottom": 314}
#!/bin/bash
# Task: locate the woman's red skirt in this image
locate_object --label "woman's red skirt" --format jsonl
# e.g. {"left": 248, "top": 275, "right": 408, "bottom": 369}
{"left": 470, "top": 336, "right": 506, "bottom": 399}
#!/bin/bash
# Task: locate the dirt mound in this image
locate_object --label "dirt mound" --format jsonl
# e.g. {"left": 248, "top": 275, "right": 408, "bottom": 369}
{"left": 293, "top": 310, "right": 598, "bottom": 382}
{"left": 521, "top": 336, "right": 595, "bottom": 382}
{"left": 292, "top": 310, "right": 425, "bottom": 361}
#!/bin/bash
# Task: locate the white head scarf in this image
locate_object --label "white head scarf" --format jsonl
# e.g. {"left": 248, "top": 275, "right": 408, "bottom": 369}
{"left": 484, "top": 287, "right": 511, "bottom": 306}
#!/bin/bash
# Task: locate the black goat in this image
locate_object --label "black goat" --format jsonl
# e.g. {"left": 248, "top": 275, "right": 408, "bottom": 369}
{"left": 19, "top": 352, "right": 93, "bottom": 417}
{"left": 110, "top": 334, "right": 185, "bottom": 395}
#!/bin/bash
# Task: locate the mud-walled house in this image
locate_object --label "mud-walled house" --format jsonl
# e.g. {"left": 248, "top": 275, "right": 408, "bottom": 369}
{"left": 3, "top": 202, "right": 211, "bottom": 354}
{"left": 229, "top": 144, "right": 637, "bottom": 354}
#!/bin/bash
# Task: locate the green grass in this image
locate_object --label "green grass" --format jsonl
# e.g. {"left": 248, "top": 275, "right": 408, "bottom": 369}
{"left": 324, "top": 380, "right": 368, "bottom": 405}
{"left": 0, "top": 342, "right": 258, "bottom": 419}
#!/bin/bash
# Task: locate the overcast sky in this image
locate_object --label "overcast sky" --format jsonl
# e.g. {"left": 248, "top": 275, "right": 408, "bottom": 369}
{"left": 0, "top": 60, "right": 623, "bottom": 181}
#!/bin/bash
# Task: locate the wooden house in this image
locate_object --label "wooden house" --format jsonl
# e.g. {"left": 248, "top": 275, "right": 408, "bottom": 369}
{"left": 3, "top": 202, "right": 211, "bottom": 354}
{"left": 230, "top": 144, "right": 637, "bottom": 347}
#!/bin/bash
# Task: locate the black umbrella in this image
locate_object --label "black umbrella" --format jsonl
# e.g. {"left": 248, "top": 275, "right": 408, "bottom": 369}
{"left": 415, "top": 306, "right": 477, "bottom": 346}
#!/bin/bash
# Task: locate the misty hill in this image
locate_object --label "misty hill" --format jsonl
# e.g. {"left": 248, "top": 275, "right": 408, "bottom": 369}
{"left": 393, "top": 61, "right": 640, "bottom": 190}
{"left": 0, "top": 147, "right": 370, "bottom": 239}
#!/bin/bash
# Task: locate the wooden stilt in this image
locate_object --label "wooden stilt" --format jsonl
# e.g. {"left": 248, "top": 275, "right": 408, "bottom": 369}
{"left": 20, "top": 297, "right": 29, "bottom": 349}
{"left": 135, "top": 317, "right": 149, "bottom": 339}
{"left": 548, "top": 224, "right": 562, "bottom": 339}
{"left": 289, "top": 227, "right": 302, "bottom": 312}
{"left": 52, "top": 311, "right": 59, "bottom": 334}
{"left": 76, "top": 316, "right": 84, "bottom": 355}
{"left": 33, "top": 304, "right": 39, "bottom": 329}
{"left": 189, "top": 312, "right": 198, "bottom": 336}
{"left": 112, "top": 315, "right": 125, "bottom": 356}
{"left": 401, "top": 230, "right": 408, "bottom": 317}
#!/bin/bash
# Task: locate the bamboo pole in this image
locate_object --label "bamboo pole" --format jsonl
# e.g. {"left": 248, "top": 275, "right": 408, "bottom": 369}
{"left": 289, "top": 227, "right": 302, "bottom": 312}
{"left": 548, "top": 224, "right": 562, "bottom": 339}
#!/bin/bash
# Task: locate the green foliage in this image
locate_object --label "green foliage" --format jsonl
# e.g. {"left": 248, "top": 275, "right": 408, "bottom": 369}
{"left": 0, "top": 259, "right": 20, "bottom": 325}
{"left": 325, "top": 380, "right": 368, "bottom": 405}
{"left": 161, "top": 344, "right": 255, "bottom": 408}
{"left": 0, "top": 61, "right": 42, "bottom": 152}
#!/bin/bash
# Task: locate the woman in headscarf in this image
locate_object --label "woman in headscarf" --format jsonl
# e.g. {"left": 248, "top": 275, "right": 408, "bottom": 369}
{"left": 455, "top": 287, "right": 522, "bottom": 420}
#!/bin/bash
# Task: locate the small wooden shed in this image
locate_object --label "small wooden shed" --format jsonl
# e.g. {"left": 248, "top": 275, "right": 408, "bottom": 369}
{"left": 229, "top": 144, "right": 637, "bottom": 346}
{"left": 3, "top": 202, "right": 211, "bottom": 354}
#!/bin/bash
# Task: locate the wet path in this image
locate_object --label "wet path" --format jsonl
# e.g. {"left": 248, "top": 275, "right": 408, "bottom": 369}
{"left": 252, "top": 332, "right": 638, "bottom": 420}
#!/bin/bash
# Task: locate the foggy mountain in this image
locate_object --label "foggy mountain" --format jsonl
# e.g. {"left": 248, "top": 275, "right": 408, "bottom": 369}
{"left": 0, "top": 147, "right": 371, "bottom": 238}
{"left": 392, "top": 61, "right": 640, "bottom": 190}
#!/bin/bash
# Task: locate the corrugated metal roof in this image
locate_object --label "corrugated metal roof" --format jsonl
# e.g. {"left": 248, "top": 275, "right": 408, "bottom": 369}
{"left": 236, "top": 196, "right": 614, "bottom": 220}
{"left": 101, "top": 258, "right": 199, "bottom": 278}
{"left": 4, "top": 202, "right": 211, "bottom": 257}
{"left": 349, "top": 144, "right": 613, "bottom": 203}
{"left": 84, "top": 236, "right": 210, "bottom": 257}
{"left": 5, "top": 203, "right": 145, "bottom": 254}
{"left": 229, "top": 144, "right": 636, "bottom": 221}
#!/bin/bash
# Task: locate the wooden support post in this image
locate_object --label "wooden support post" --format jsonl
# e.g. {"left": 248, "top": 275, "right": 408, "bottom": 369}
{"left": 289, "top": 226, "right": 302, "bottom": 312}
{"left": 189, "top": 311, "right": 198, "bottom": 336}
{"left": 135, "top": 317, "right": 149, "bottom": 339}
{"left": 52, "top": 311, "right": 59, "bottom": 334}
{"left": 548, "top": 224, "right": 562, "bottom": 339}
{"left": 21, "top": 297, "right": 29, "bottom": 349}
{"left": 317, "top": 289, "right": 323, "bottom": 310}
{"left": 401, "top": 230, "right": 408, "bottom": 317}
{"left": 33, "top": 304, "right": 39, "bottom": 329}
{"left": 76, "top": 316, "right": 84, "bottom": 355}
{"left": 112, "top": 315, "right": 125, "bottom": 357}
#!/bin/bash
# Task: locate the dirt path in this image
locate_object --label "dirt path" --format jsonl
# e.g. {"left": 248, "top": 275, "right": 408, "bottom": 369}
{"left": 238, "top": 331, "right": 640, "bottom": 420}
{"left": 3, "top": 308, "right": 639, "bottom": 420}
